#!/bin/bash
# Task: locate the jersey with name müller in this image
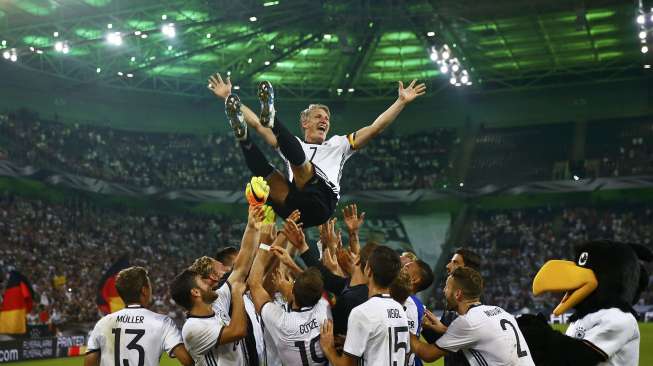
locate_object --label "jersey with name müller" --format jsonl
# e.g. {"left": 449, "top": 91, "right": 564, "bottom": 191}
{"left": 181, "top": 282, "right": 245, "bottom": 366}
{"left": 565, "top": 308, "right": 639, "bottom": 366}
{"left": 282, "top": 135, "right": 355, "bottom": 198}
{"left": 436, "top": 304, "right": 535, "bottom": 366}
{"left": 87, "top": 305, "right": 183, "bottom": 366}
{"left": 344, "top": 294, "right": 410, "bottom": 366}
{"left": 262, "top": 297, "right": 332, "bottom": 366}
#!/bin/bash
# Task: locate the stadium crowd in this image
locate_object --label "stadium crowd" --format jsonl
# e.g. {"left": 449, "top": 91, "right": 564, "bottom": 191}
{"left": 0, "top": 111, "right": 452, "bottom": 191}
{"left": 0, "top": 193, "right": 243, "bottom": 327}
{"left": 437, "top": 204, "right": 653, "bottom": 314}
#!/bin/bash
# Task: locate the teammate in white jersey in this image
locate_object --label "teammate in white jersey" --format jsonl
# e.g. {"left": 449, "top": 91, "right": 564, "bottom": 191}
{"left": 248, "top": 224, "right": 332, "bottom": 366}
{"left": 171, "top": 205, "right": 265, "bottom": 366}
{"left": 411, "top": 267, "right": 535, "bottom": 366}
{"left": 84, "top": 266, "right": 193, "bottom": 366}
{"left": 208, "top": 74, "right": 425, "bottom": 227}
{"left": 320, "top": 245, "right": 409, "bottom": 366}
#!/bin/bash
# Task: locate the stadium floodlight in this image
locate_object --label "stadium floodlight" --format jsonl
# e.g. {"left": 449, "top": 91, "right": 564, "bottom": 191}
{"left": 639, "top": 31, "right": 647, "bottom": 40}
{"left": 263, "top": 1, "right": 279, "bottom": 6}
{"left": 127, "top": 73, "right": 133, "bottom": 78}
{"left": 162, "top": 23, "right": 176, "bottom": 38}
{"left": 452, "top": 63, "right": 460, "bottom": 72}
{"left": 430, "top": 50, "right": 438, "bottom": 61}
{"left": 427, "top": 31, "right": 435, "bottom": 37}
{"left": 62, "top": 43, "right": 69, "bottom": 54}
{"left": 248, "top": 58, "right": 252, "bottom": 63}
{"left": 107, "top": 23, "right": 112, "bottom": 29}
{"left": 348, "top": 88, "right": 355, "bottom": 92}
{"left": 573, "top": 175, "right": 580, "bottom": 181}
{"left": 206, "top": 33, "right": 211, "bottom": 38}
{"left": 227, "top": 71, "right": 231, "bottom": 76}
{"left": 234, "top": 85, "right": 241, "bottom": 90}
{"left": 637, "top": 14, "right": 645, "bottom": 25}
{"left": 54, "top": 41, "right": 64, "bottom": 52}
{"left": 459, "top": 182, "right": 464, "bottom": 187}
{"left": 264, "top": 60, "right": 271, "bottom": 65}
{"left": 162, "top": 14, "right": 167, "bottom": 20}
{"left": 442, "top": 49, "right": 450, "bottom": 60}
{"left": 461, "top": 74, "right": 469, "bottom": 84}
{"left": 106, "top": 32, "right": 123, "bottom": 46}
{"left": 249, "top": 16, "right": 258, "bottom": 22}
{"left": 10, "top": 54, "right": 17, "bottom": 62}
{"left": 336, "top": 88, "right": 343, "bottom": 93}
{"left": 117, "top": 71, "right": 123, "bottom": 76}
{"left": 642, "top": 45, "right": 649, "bottom": 53}
{"left": 167, "top": 45, "right": 173, "bottom": 50}
{"left": 323, "top": 34, "right": 332, "bottom": 40}
{"left": 440, "top": 64, "right": 449, "bottom": 73}
{"left": 141, "top": 34, "right": 148, "bottom": 39}
{"left": 1, "top": 40, "right": 5, "bottom": 47}
{"left": 2, "top": 50, "right": 9, "bottom": 59}
{"left": 96, "top": 67, "right": 101, "bottom": 73}
{"left": 53, "top": 31, "right": 59, "bottom": 37}
{"left": 645, "top": 64, "right": 651, "bottom": 69}
{"left": 270, "top": 44, "right": 275, "bottom": 50}
{"left": 449, "top": 77, "right": 456, "bottom": 85}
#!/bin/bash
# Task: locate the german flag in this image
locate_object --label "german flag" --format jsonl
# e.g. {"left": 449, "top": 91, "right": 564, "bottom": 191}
{"left": 96, "top": 257, "right": 128, "bottom": 314}
{"left": 0, "top": 271, "right": 35, "bottom": 334}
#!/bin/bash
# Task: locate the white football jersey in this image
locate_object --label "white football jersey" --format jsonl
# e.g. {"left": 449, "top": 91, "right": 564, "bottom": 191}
{"left": 282, "top": 135, "right": 355, "bottom": 198}
{"left": 566, "top": 308, "right": 639, "bottom": 366}
{"left": 343, "top": 294, "right": 410, "bottom": 366}
{"left": 436, "top": 304, "right": 535, "bottom": 366}
{"left": 262, "top": 293, "right": 288, "bottom": 366}
{"left": 182, "top": 282, "right": 245, "bottom": 366}
{"left": 262, "top": 297, "right": 332, "bottom": 366}
{"left": 87, "top": 305, "right": 183, "bottom": 366}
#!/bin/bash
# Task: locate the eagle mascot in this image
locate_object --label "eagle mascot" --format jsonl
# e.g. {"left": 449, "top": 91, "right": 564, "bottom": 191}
{"left": 517, "top": 240, "right": 652, "bottom": 366}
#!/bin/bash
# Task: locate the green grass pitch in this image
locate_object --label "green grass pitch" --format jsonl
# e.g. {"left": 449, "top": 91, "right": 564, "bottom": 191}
{"left": 7, "top": 323, "right": 652, "bottom": 365}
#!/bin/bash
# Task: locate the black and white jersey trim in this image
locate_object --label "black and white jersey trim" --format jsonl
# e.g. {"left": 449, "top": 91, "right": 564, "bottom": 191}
{"left": 469, "top": 349, "right": 488, "bottom": 366}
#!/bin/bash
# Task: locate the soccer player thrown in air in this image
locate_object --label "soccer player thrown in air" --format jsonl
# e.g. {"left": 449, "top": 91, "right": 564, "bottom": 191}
{"left": 208, "top": 74, "right": 425, "bottom": 228}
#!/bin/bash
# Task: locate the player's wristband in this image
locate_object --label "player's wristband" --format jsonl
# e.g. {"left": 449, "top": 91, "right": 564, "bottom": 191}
{"left": 259, "top": 243, "right": 271, "bottom": 251}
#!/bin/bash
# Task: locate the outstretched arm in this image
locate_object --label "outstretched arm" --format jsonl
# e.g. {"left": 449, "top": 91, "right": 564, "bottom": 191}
{"left": 410, "top": 334, "right": 447, "bottom": 362}
{"left": 208, "top": 73, "right": 278, "bottom": 147}
{"left": 350, "top": 80, "right": 426, "bottom": 150}
{"left": 228, "top": 205, "right": 265, "bottom": 283}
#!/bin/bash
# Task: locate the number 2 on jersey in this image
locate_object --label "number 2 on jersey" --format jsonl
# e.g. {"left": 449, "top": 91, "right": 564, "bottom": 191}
{"left": 112, "top": 328, "right": 146, "bottom": 366}
{"left": 500, "top": 319, "right": 528, "bottom": 358}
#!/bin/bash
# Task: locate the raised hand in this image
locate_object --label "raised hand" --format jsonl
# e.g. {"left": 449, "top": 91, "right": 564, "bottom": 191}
{"left": 260, "top": 223, "right": 277, "bottom": 245}
{"left": 398, "top": 79, "right": 426, "bottom": 104}
{"left": 336, "top": 247, "right": 357, "bottom": 277}
{"left": 282, "top": 219, "right": 308, "bottom": 252}
{"left": 247, "top": 205, "right": 266, "bottom": 230}
{"left": 207, "top": 72, "right": 232, "bottom": 99}
{"left": 319, "top": 319, "right": 335, "bottom": 352}
{"left": 319, "top": 217, "right": 338, "bottom": 252}
{"left": 270, "top": 246, "right": 295, "bottom": 269}
{"left": 343, "top": 204, "right": 365, "bottom": 233}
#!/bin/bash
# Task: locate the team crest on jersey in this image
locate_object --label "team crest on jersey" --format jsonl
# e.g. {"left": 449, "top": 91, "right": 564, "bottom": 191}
{"left": 573, "top": 325, "right": 586, "bottom": 339}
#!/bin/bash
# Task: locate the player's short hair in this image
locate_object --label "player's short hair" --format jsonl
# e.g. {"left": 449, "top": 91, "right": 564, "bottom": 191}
{"left": 359, "top": 242, "right": 379, "bottom": 270}
{"left": 170, "top": 268, "right": 199, "bottom": 311}
{"left": 390, "top": 269, "right": 412, "bottom": 304}
{"left": 450, "top": 267, "right": 484, "bottom": 300}
{"left": 367, "top": 246, "right": 401, "bottom": 288}
{"left": 115, "top": 266, "right": 149, "bottom": 304}
{"left": 414, "top": 260, "right": 435, "bottom": 293}
{"left": 215, "top": 247, "right": 238, "bottom": 267}
{"left": 292, "top": 267, "right": 324, "bottom": 308}
{"left": 299, "top": 104, "right": 330, "bottom": 128}
{"left": 189, "top": 256, "right": 214, "bottom": 279}
{"left": 455, "top": 248, "right": 481, "bottom": 271}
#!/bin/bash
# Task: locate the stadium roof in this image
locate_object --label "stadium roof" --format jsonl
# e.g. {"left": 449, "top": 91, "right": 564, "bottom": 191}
{"left": 0, "top": 0, "right": 650, "bottom": 100}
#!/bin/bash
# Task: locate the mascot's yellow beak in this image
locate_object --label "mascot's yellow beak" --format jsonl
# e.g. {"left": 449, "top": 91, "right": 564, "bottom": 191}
{"left": 533, "top": 260, "right": 598, "bottom": 316}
